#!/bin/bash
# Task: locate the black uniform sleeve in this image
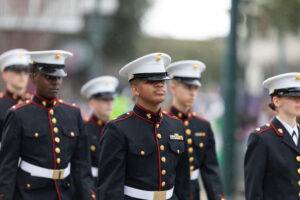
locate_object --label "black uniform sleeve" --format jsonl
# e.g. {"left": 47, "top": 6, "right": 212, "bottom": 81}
{"left": 71, "top": 110, "right": 95, "bottom": 200}
{"left": 0, "top": 111, "right": 22, "bottom": 200}
{"left": 200, "top": 123, "right": 225, "bottom": 200}
{"left": 174, "top": 145, "right": 190, "bottom": 200}
{"left": 97, "top": 123, "right": 127, "bottom": 200}
{"left": 244, "top": 133, "right": 267, "bottom": 200}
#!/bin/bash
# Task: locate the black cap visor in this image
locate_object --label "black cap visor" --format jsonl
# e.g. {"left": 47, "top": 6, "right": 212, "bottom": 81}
{"left": 174, "top": 77, "right": 201, "bottom": 87}
{"left": 34, "top": 63, "right": 67, "bottom": 78}
{"left": 91, "top": 92, "right": 115, "bottom": 101}
{"left": 131, "top": 72, "right": 170, "bottom": 81}
{"left": 273, "top": 87, "right": 300, "bottom": 97}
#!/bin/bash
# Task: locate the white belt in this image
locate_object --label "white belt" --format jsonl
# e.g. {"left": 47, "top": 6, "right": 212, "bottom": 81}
{"left": 91, "top": 166, "right": 98, "bottom": 177}
{"left": 20, "top": 160, "right": 70, "bottom": 180}
{"left": 124, "top": 185, "right": 174, "bottom": 200}
{"left": 190, "top": 169, "right": 200, "bottom": 180}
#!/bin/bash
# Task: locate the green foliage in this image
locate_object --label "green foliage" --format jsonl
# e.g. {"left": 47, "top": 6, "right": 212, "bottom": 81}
{"left": 103, "top": 0, "right": 152, "bottom": 61}
{"left": 257, "top": 0, "right": 300, "bottom": 33}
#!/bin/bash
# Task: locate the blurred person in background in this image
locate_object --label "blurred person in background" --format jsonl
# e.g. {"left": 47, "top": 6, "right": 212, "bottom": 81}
{"left": 81, "top": 75, "right": 118, "bottom": 186}
{"left": 0, "top": 50, "right": 95, "bottom": 200}
{"left": 97, "top": 53, "right": 190, "bottom": 200}
{"left": 166, "top": 60, "right": 225, "bottom": 200}
{"left": 0, "top": 49, "right": 31, "bottom": 144}
{"left": 245, "top": 72, "right": 300, "bottom": 200}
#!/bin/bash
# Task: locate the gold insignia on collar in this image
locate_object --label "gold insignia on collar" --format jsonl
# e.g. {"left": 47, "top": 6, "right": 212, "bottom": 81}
{"left": 146, "top": 113, "right": 152, "bottom": 119}
{"left": 278, "top": 128, "right": 283, "bottom": 134}
{"left": 170, "top": 133, "right": 183, "bottom": 141}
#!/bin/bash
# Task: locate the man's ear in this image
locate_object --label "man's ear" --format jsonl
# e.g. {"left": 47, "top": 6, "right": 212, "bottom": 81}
{"left": 30, "top": 72, "right": 36, "bottom": 84}
{"left": 169, "top": 80, "right": 177, "bottom": 95}
{"left": 272, "top": 96, "right": 281, "bottom": 108}
{"left": 1, "top": 71, "right": 8, "bottom": 82}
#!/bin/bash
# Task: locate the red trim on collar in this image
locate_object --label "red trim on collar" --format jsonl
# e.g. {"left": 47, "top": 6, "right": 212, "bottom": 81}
{"left": 270, "top": 123, "right": 284, "bottom": 137}
{"left": 136, "top": 103, "right": 161, "bottom": 115}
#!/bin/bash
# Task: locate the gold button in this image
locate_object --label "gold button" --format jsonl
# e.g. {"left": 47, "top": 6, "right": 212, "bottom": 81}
{"left": 56, "top": 158, "right": 61, "bottom": 164}
{"left": 199, "top": 143, "right": 204, "bottom": 148}
{"left": 92, "top": 194, "right": 96, "bottom": 199}
{"left": 97, "top": 120, "right": 102, "bottom": 126}
{"left": 177, "top": 113, "right": 182, "bottom": 118}
{"left": 190, "top": 166, "right": 195, "bottom": 171}
{"left": 140, "top": 150, "right": 145, "bottom": 155}
{"left": 90, "top": 145, "right": 96, "bottom": 152}
{"left": 146, "top": 113, "right": 151, "bottom": 119}
{"left": 187, "top": 138, "right": 192, "bottom": 144}
{"left": 161, "top": 181, "right": 166, "bottom": 187}
{"left": 55, "top": 137, "right": 60, "bottom": 143}
{"left": 34, "top": 132, "right": 39, "bottom": 138}
{"left": 161, "top": 170, "right": 166, "bottom": 175}
{"left": 185, "top": 129, "right": 191, "bottom": 135}
{"left": 297, "top": 168, "right": 300, "bottom": 174}
{"left": 42, "top": 101, "right": 47, "bottom": 106}
{"left": 184, "top": 121, "right": 189, "bottom": 126}
{"left": 55, "top": 147, "right": 61, "bottom": 154}
{"left": 157, "top": 133, "right": 162, "bottom": 139}
{"left": 296, "top": 156, "right": 300, "bottom": 162}
{"left": 26, "top": 183, "right": 31, "bottom": 189}
{"left": 188, "top": 147, "right": 194, "bottom": 153}
{"left": 161, "top": 157, "right": 166, "bottom": 162}
{"left": 298, "top": 180, "right": 300, "bottom": 186}
{"left": 52, "top": 118, "right": 57, "bottom": 124}
{"left": 53, "top": 100, "right": 57, "bottom": 105}
{"left": 53, "top": 127, "right": 59, "bottom": 133}
{"left": 189, "top": 157, "right": 194, "bottom": 162}
{"left": 299, "top": 192, "right": 300, "bottom": 198}
{"left": 156, "top": 123, "right": 160, "bottom": 128}
{"left": 160, "top": 145, "right": 165, "bottom": 151}
{"left": 177, "top": 149, "right": 180, "bottom": 154}
{"left": 70, "top": 132, "right": 75, "bottom": 137}
{"left": 49, "top": 109, "right": 54, "bottom": 115}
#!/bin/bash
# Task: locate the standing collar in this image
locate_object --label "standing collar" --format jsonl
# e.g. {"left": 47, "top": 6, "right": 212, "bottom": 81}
{"left": 276, "top": 116, "right": 299, "bottom": 136}
{"left": 89, "top": 114, "right": 106, "bottom": 127}
{"left": 133, "top": 104, "right": 163, "bottom": 123}
{"left": 170, "top": 105, "right": 192, "bottom": 120}
{"left": 32, "top": 94, "right": 60, "bottom": 109}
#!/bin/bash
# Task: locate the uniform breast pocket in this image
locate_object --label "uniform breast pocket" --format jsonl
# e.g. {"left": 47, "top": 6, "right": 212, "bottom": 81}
{"left": 22, "top": 128, "right": 49, "bottom": 152}
{"left": 168, "top": 139, "right": 185, "bottom": 155}
{"left": 127, "top": 142, "right": 156, "bottom": 176}
{"left": 61, "top": 127, "right": 79, "bottom": 154}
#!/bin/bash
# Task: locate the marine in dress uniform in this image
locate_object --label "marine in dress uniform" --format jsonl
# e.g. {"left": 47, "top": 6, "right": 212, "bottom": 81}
{"left": 97, "top": 53, "right": 190, "bottom": 200}
{"left": 245, "top": 72, "right": 300, "bottom": 200}
{"left": 81, "top": 75, "right": 119, "bottom": 186}
{"left": 0, "top": 49, "right": 31, "bottom": 141}
{"left": 166, "top": 60, "right": 225, "bottom": 200}
{"left": 0, "top": 50, "right": 95, "bottom": 200}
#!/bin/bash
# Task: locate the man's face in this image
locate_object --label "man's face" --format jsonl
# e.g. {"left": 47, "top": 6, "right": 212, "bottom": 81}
{"left": 131, "top": 79, "right": 167, "bottom": 105}
{"left": 31, "top": 72, "right": 63, "bottom": 99}
{"left": 274, "top": 96, "right": 300, "bottom": 117}
{"left": 89, "top": 98, "right": 114, "bottom": 119}
{"left": 2, "top": 70, "right": 29, "bottom": 91}
{"left": 170, "top": 81, "right": 199, "bottom": 109}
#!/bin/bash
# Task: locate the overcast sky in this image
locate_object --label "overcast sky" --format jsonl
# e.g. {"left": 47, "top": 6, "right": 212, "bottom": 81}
{"left": 142, "top": 0, "right": 231, "bottom": 40}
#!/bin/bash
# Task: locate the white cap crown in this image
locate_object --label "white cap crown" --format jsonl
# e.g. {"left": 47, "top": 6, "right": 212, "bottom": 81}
{"left": 81, "top": 76, "right": 119, "bottom": 99}
{"left": 119, "top": 52, "right": 171, "bottom": 81}
{"left": 0, "top": 49, "right": 31, "bottom": 71}
{"left": 263, "top": 72, "right": 300, "bottom": 95}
